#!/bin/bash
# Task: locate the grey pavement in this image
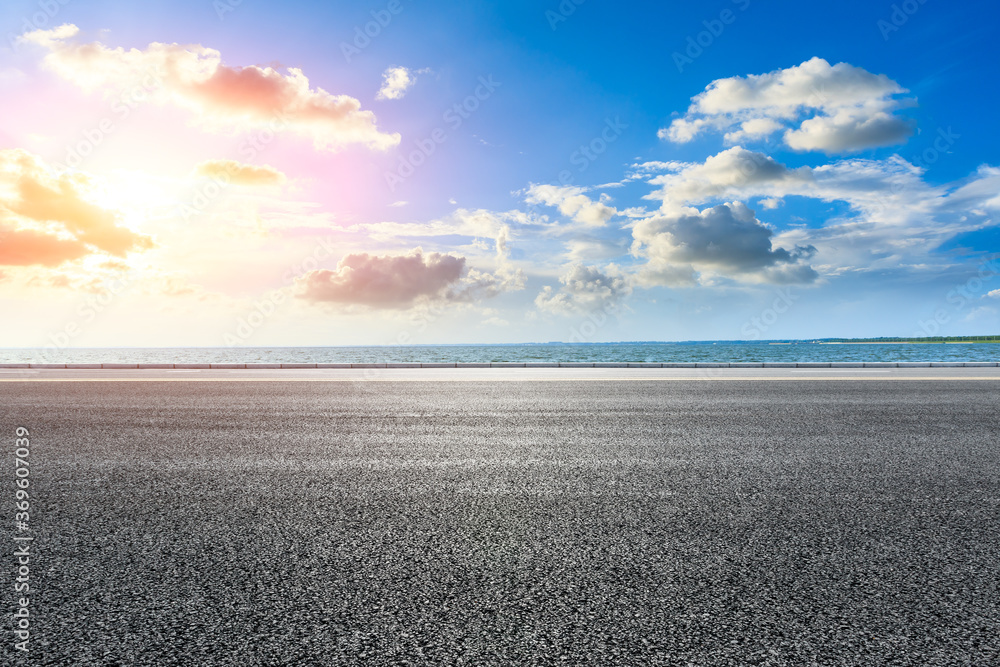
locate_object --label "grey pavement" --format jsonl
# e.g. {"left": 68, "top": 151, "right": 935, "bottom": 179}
{"left": 2, "top": 375, "right": 999, "bottom": 665}
{"left": 2, "top": 366, "right": 1000, "bottom": 382}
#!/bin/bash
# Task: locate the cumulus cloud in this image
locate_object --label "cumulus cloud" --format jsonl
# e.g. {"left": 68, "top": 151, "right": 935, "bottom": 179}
{"left": 785, "top": 110, "right": 914, "bottom": 153}
{"left": 644, "top": 147, "right": 945, "bottom": 230}
{"left": 0, "top": 149, "right": 153, "bottom": 264}
{"left": 296, "top": 248, "right": 521, "bottom": 309}
{"left": 648, "top": 146, "right": 810, "bottom": 209}
{"left": 298, "top": 250, "right": 464, "bottom": 307}
{"left": 723, "top": 117, "right": 783, "bottom": 144}
{"left": 353, "top": 208, "right": 531, "bottom": 262}
{"left": 21, "top": 24, "right": 399, "bottom": 151}
{"left": 194, "top": 160, "right": 286, "bottom": 186}
{"left": 535, "top": 264, "right": 632, "bottom": 314}
{"left": 376, "top": 66, "right": 418, "bottom": 100}
{"left": 525, "top": 184, "right": 616, "bottom": 227}
{"left": 661, "top": 57, "right": 915, "bottom": 153}
{"left": 632, "top": 202, "right": 817, "bottom": 285}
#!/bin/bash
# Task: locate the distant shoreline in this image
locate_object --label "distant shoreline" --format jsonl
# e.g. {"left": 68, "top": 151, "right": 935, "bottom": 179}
{"left": 815, "top": 341, "right": 1000, "bottom": 345}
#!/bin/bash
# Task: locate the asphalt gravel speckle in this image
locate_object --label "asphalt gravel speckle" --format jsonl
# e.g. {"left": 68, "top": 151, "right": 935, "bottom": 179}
{"left": 3, "top": 379, "right": 999, "bottom": 666}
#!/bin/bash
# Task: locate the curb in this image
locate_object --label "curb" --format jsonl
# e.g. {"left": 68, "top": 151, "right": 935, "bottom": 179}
{"left": 5, "top": 362, "right": 999, "bottom": 370}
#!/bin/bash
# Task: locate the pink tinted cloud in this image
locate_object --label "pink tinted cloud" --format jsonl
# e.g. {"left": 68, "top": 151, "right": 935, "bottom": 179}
{"left": 20, "top": 25, "right": 400, "bottom": 152}
{"left": 298, "top": 249, "right": 467, "bottom": 308}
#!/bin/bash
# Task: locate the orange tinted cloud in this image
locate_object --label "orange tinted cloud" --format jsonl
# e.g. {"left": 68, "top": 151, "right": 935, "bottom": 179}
{"left": 194, "top": 159, "right": 286, "bottom": 186}
{"left": 298, "top": 250, "right": 467, "bottom": 308}
{"left": 21, "top": 25, "right": 400, "bottom": 152}
{"left": 0, "top": 149, "right": 153, "bottom": 262}
{"left": 0, "top": 225, "right": 89, "bottom": 266}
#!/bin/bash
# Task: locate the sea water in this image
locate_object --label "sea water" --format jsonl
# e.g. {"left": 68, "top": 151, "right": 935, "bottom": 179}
{"left": 0, "top": 343, "right": 997, "bottom": 364}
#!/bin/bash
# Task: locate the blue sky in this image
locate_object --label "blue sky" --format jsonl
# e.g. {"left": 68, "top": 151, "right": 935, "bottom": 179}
{"left": 1, "top": 0, "right": 999, "bottom": 345}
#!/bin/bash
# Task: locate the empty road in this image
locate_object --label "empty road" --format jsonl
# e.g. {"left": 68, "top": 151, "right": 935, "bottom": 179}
{"left": 3, "top": 371, "right": 999, "bottom": 665}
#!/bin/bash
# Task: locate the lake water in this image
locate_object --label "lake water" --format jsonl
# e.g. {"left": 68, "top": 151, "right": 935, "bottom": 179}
{"left": 1, "top": 343, "right": 998, "bottom": 364}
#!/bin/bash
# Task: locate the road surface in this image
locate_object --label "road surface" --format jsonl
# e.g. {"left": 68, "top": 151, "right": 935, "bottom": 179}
{"left": 3, "top": 370, "right": 998, "bottom": 665}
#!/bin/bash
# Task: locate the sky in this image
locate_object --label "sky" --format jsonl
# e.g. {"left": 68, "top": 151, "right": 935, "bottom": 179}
{"left": 1, "top": 0, "right": 999, "bottom": 347}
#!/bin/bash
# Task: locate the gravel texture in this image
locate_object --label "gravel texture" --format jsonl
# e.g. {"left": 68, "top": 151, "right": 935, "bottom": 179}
{"left": 3, "top": 379, "right": 999, "bottom": 666}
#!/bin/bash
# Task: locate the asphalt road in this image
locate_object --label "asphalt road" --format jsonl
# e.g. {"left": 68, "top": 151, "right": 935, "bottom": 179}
{"left": 3, "top": 377, "right": 999, "bottom": 665}
{"left": 3, "top": 366, "right": 1000, "bottom": 382}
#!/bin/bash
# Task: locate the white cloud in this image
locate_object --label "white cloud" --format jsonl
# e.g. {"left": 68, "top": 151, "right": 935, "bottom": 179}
{"left": 785, "top": 110, "right": 914, "bottom": 153}
{"left": 661, "top": 57, "right": 915, "bottom": 153}
{"left": 963, "top": 306, "right": 997, "bottom": 322}
{"left": 20, "top": 24, "right": 399, "bottom": 151}
{"left": 723, "top": 118, "right": 783, "bottom": 144}
{"left": 525, "top": 184, "right": 616, "bottom": 227}
{"left": 535, "top": 264, "right": 632, "bottom": 314}
{"left": 628, "top": 160, "right": 692, "bottom": 178}
{"left": 639, "top": 145, "right": 1000, "bottom": 276}
{"left": 648, "top": 147, "right": 809, "bottom": 210}
{"left": 376, "top": 66, "right": 419, "bottom": 101}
